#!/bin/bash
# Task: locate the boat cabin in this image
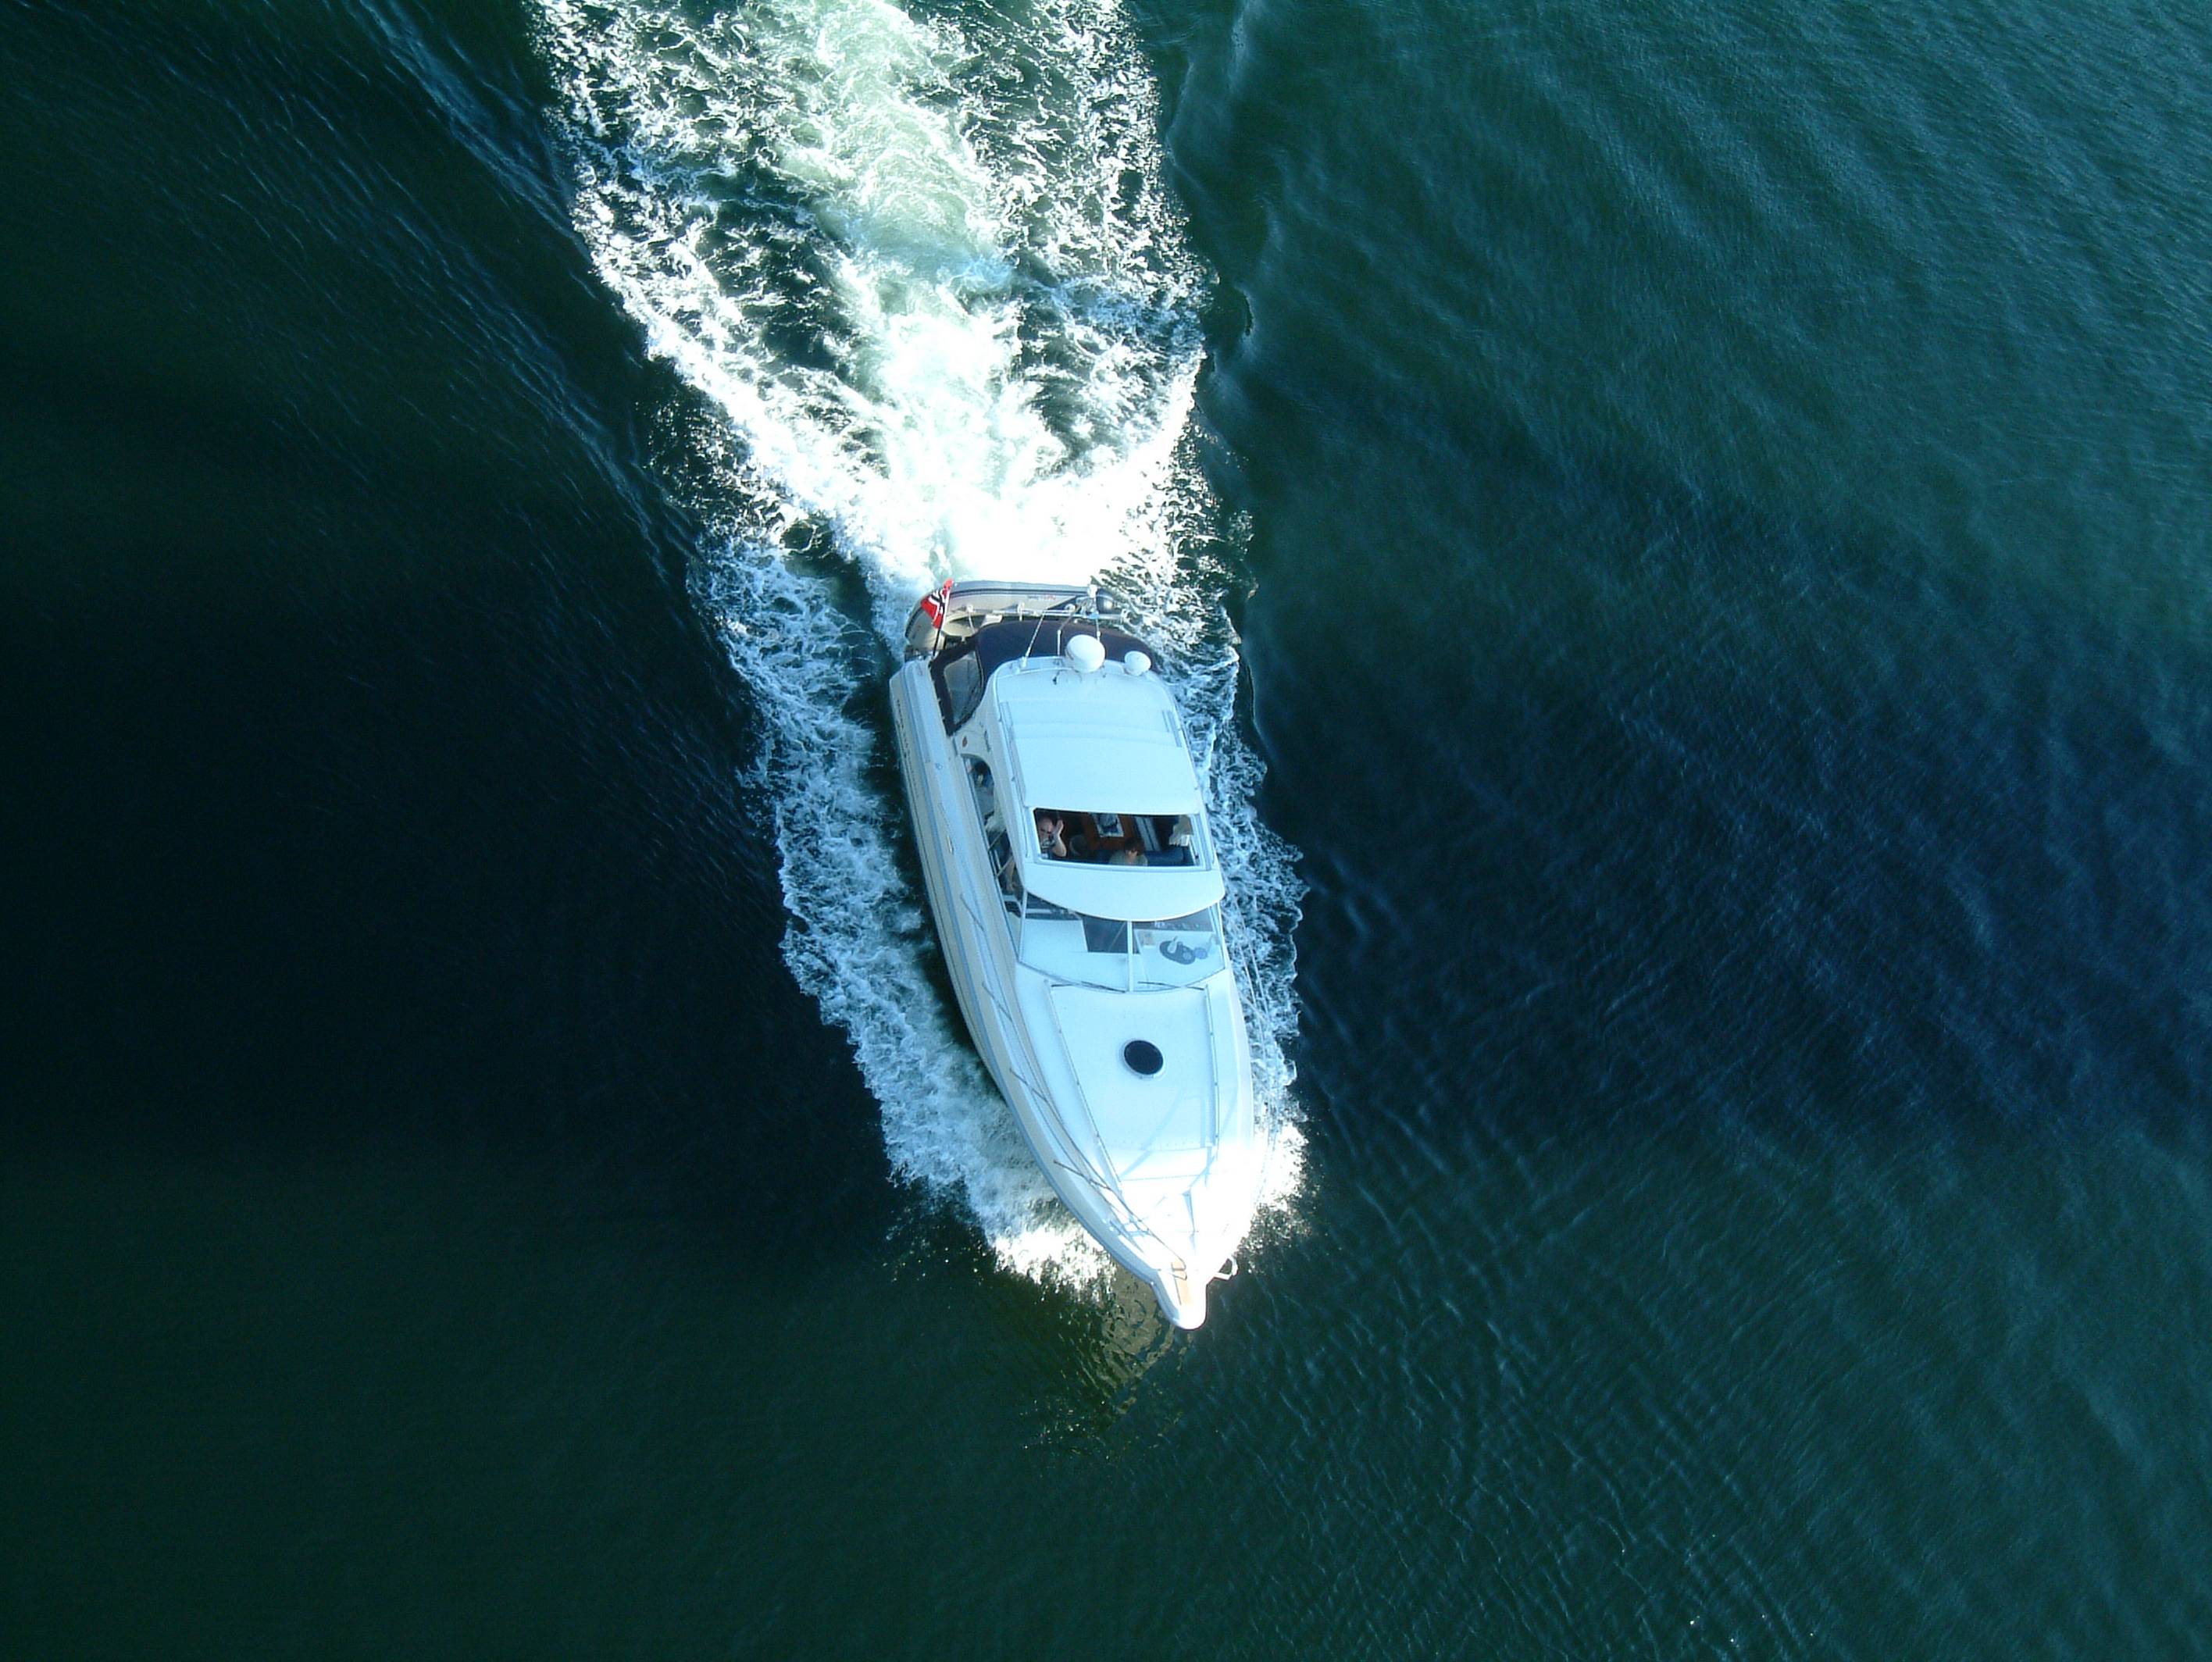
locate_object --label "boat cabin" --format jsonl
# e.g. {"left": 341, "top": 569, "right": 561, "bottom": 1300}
{"left": 931, "top": 612, "right": 1228, "bottom": 994}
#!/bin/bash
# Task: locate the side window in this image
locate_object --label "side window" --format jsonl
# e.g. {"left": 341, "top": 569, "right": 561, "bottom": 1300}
{"left": 965, "top": 758, "right": 1020, "bottom": 922}
{"left": 944, "top": 653, "right": 984, "bottom": 727}
{"left": 965, "top": 758, "right": 998, "bottom": 832}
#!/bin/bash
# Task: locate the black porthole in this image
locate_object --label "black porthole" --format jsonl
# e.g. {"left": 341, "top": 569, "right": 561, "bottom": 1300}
{"left": 1123, "top": 1040, "right": 1165, "bottom": 1076}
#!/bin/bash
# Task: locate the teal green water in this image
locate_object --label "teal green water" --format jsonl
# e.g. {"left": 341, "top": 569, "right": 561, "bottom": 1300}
{"left": 5, "top": 0, "right": 2210, "bottom": 1656}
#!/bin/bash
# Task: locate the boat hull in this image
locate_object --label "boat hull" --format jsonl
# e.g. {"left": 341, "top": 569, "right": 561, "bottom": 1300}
{"left": 888, "top": 659, "right": 1245, "bottom": 1327}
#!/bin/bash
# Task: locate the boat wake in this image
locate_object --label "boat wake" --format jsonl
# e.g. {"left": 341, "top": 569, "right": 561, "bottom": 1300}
{"left": 537, "top": 0, "right": 1301, "bottom": 1288}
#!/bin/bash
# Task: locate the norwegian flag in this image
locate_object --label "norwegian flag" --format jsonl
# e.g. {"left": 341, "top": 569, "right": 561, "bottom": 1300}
{"left": 918, "top": 580, "right": 954, "bottom": 629}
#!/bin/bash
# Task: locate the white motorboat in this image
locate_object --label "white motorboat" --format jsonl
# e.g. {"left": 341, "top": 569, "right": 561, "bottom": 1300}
{"left": 888, "top": 580, "right": 1263, "bottom": 1328}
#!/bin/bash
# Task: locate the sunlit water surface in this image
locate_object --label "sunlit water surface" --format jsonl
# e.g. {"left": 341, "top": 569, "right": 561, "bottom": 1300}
{"left": 4, "top": 0, "right": 2209, "bottom": 1655}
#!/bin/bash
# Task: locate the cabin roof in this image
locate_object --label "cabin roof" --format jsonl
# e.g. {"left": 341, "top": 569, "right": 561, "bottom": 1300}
{"left": 994, "top": 659, "right": 1204, "bottom": 816}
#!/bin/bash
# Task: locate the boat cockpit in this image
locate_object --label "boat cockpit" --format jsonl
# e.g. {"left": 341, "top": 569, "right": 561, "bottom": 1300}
{"left": 1030, "top": 808, "right": 1197, "bottom": 867}
{"left": 958, "top": 761, "right": 1223, "bottom": 993}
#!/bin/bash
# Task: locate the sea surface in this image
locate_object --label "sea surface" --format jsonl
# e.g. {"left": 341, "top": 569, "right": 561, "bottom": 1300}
{"left": 5, "top": 0, "right": 2210, "bottom": 1656}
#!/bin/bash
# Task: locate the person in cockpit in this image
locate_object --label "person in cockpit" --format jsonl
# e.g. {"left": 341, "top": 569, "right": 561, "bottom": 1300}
{"left": 1034, "top": 809, "right": 1069, "bottom": 859}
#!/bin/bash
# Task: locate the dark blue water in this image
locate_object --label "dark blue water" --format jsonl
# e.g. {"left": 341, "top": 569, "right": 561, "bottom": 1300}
{"left": 5, "top": 0, "right": 2210, "bottom": 1655}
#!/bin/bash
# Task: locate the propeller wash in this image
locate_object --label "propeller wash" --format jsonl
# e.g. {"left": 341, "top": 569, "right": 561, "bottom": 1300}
{"left": 537, "top": 0, "right": 1302, "bottom": 1289}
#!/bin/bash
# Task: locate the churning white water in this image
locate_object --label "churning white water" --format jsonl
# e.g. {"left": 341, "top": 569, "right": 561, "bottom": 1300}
{"left": 537, "top": 0, "right": 1301, "bottom": 1287}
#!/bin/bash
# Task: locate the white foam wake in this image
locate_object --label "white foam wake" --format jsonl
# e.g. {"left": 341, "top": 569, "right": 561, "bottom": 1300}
{"left": 537, "top": 0, "right": 1301, "bottom": 1288}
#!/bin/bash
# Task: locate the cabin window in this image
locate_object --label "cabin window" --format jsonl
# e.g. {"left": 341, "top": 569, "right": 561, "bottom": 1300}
{"left": 943, "top": 652, "right": 985, "bottom": 728}
{"left": 1080, "top": 915, "right": 1130, "bottom": 954}
{"left": 1013, "top": 894, "right": 1222, "bottom": 992}
{"left": 992, "top": 833, "right": 1021, "bottom": 916}
{"left": 965, "top": 759, "right": 1000, "bottom": 831}
{"left": 1131, "top": 911, "right": 1219, "bottom": 988}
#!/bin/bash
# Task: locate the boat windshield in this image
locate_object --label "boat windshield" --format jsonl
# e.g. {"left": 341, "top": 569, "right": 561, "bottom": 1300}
{"left": 1015, "top": 895, "right": 1222, "bottom": 991}
{"left": 1029, "top": 808, "right": 1203, "bottom": 867}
